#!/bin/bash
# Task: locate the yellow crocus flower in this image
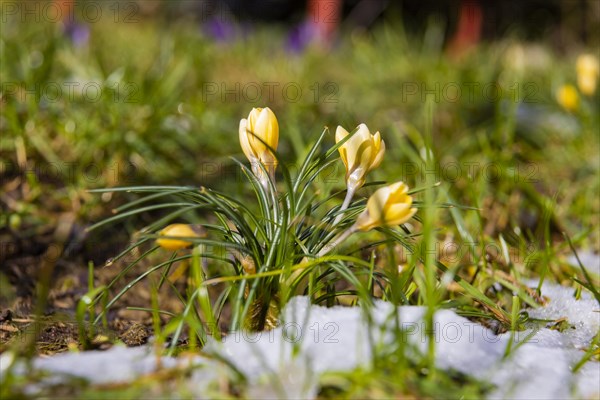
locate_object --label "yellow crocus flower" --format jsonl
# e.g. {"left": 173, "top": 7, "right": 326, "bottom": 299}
{"left": 156, "top": 224, "right": 201, "bottom": 250}
{"left": 239, "top": 107, "right": 279, "bottom": 180}
{"left": 336, "top": 123, "right": 385, "bottom": 192}
{"left": 576, "top": 54, "right": 599, "bottom": 96}
{"left": 556, "top": 84, "right": 579, "bottom": 112}
{"left": 355, "top": 182, "right": 417, "bottom": 231}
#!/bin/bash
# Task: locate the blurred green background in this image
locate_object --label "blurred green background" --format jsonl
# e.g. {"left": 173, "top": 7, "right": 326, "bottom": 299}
{"left": 1, "top": 0, "right": 598, "bottom": 291}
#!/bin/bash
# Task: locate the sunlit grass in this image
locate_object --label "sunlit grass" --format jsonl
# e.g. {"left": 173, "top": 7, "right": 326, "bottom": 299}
{"left": 1, "top": 10, "right": 599, "bottom": 399}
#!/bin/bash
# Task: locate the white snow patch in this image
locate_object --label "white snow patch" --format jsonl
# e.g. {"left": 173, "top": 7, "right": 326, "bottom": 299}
{"left": 3, "top": 282, "right": 598, "bottom": 399}
{"left": 32, "top": 345, "right": 172, "bottom": 384}
{"left": 567, "top": 251, "right": 600, "bottom": 276}
{"left": 211, "top": 282, "right": 600, "bottom": 399}
{"left": 526, "top": 281, "right": 599, "bottom": 349}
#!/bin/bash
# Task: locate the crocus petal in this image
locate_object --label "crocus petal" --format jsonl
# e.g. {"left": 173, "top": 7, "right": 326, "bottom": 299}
{"left": 335, "top": 125, "right": 349, "bottom": 143}
{"left": 578, "top": 75, "right": 597, "bottom": 96}
{"left": 557, "top": 85, "right": 579, "bottom": 111}
{"left": 386, "top": 208, "right": 417, "bottom": 226}
{"left": 256, "top": 107, "right": 279, "bottom": 150}
{"left": 246, "top": 108, "right": 263, "bottom": 153}
{"left": 156, "top": 224, "right": 200, "bottom": 251}
{"left": 576, "top": 55, "right": 599, "bottom": 95}
{"left": 344, "top": 130, "right": 364, "bottom": 171}
{"left": 335, "top": 126, "right": 350, "bottom": 169}
{"left": 247, "top": 107, "right": 262, "bottom": 129}
{"left": 577, "top": 54, "right": 599, "bottom": 76}
{"left": 366, "top": 185, "right": 391, "bottom": 219}
{"left": 369, "top": 134, "right": 385, "bottom": 171}
{"left": 336, "top": 123, "right": 386, "bottom": 192}
{"left": 387, "top": 207, "right": 417, "bottom": 226}
{"left": 355, "top": 182, "right": 417, "bottom": 231}
{"left": 355, "top": 210, "right": 378, "bottom": 232}
{"left": 239, "top": 107, "right": 280, "bottom": 177}
{"left": 239, "top": 119, "right": 257, "bottom": 161}
{"left": 355, "top": 140, "right": 374, "bottom": 172}
{"left": 356, "top": 123, "right": 371, "bottom": 141}
{"left": 385, "top": 202, "right": 412, "bottom": 223}
{"left": 388, "top": 181, "right": 410, "bottom": 203}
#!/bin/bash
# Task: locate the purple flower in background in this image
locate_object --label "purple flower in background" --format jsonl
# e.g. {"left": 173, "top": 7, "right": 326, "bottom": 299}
{"left": 63, "top": 21, "right": 90, "bottom": 47}
{"left": 287, "top": 21, "right": 317, "bottom": 53}
{"left": 204, "top": 17, "right": 237, "bottom": 42}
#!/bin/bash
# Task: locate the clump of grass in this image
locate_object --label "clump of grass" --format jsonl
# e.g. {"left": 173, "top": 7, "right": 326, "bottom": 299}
{"left": 89, "top": 105, "right": 524, "bottom": 365}
{"left": 90, "top": 114, "right": 421, "bottom": 349}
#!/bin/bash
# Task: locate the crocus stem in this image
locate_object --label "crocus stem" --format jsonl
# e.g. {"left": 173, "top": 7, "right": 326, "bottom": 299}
{"left": 265, "top": 166, "right": 278, "bottom": 210}
{"left": 268, "top": 166, "right": 277, "bottom": 197}
{"left": 332, "top": 186, "right": 356, "bottom": 226}
{"left": 285, "top": 226, "right": 357, "bottom": 293}
{"left": 317, "top": 225, "right": 357, "bottom": 258}
{"left": 260, "top": 177, "right": 270, "bottom": 196}
{"left": 257, "top": 165, "right": 277, "bottom": 203}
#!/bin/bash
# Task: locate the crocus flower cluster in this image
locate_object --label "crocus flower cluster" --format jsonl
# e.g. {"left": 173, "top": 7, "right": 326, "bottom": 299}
{"left": 576, "top": 54, "right": 599, "bottom": 96}
{"left": 556, "top": 53, "right": 599, "bottom": 112}
{"left": 156, "top": 107, "right": 417, "bottom": 252}
{"left": 236, "top": 107, "right": 417, "bottom": 235}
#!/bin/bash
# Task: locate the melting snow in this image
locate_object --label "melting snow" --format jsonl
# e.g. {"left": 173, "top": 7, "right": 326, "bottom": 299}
{"left": 2, "top": 282, "right": 598, "bottom": 399}
{"left": 567, "top": 251, "right": 600, "bottom": 276}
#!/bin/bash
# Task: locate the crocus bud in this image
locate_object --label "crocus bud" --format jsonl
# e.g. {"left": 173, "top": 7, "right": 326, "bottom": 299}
{"left": 556, "top": 84, "right": 579, "bottom": 112}
{"left": 239, "top": 107, "right": 279, "bottom": 179}
{"left": 156, "top": 224, "right": 201, "bottom": 250}
{"left": 336, "top": 123, "right": 385, "bottom": 192}
{"left": 576, "top": 54, "right": 599, "bottom": 96}
{"left": 355, "top": 182, "right": 417, "bottom": 232}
